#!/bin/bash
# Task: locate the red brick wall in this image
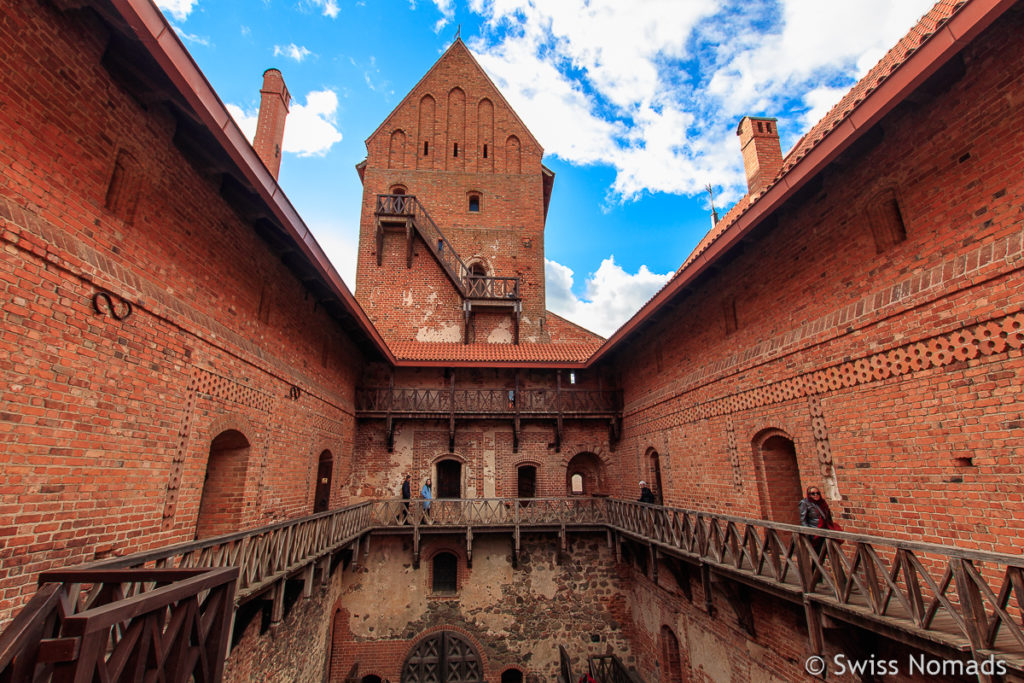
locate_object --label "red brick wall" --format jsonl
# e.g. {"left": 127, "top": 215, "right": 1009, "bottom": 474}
{"left": 607, "top": 12, "right": 1024, "bottom": 553}
{"left": 0, "top": 0, "right": 362, "bottom": 622}
{"left": 354, "top": 42, "right": 549, "bottom": 344}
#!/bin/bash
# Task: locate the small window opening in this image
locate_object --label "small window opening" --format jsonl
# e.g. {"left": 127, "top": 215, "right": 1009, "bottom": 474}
{"left": 756, "top": 121, "right": 763, "bottom": 133}
{"left": 423, "top": 141, "right": 429, "bottom": 156}
{"left": 866, "top": 189, "right": 908, "bottom": 253}
{"left": 453, "top": 142, "right": 459, "bottom": 157}
{"left": 724, "top": 298, "right": 738, "bottom": 335}
{"left": 483, "top": 144, "right": 488, "bottom": 159}
{"left": 469, "top": 194, "right": 480, "bottom": 212}
{"left": 569, "top": 371, "right": 576, "bottom": 385}
{"left": 766, "top": 122, "right": 772, "bottom": 133}
{"left": 432, "top": 552, "right": 458, "bottom": 593}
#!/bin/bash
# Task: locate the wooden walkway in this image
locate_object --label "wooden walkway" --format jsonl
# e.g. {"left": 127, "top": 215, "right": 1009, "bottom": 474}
{"left": 4, "top": 498, "right": 1023, "bottom": 681}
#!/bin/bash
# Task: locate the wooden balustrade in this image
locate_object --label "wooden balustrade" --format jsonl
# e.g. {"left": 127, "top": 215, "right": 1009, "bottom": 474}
{"left": 375, "top": 194, "right": 520, "bottom": 302}
{"left": 356, "top": 387, "right": 621, "bottom": 416}
{"left": 0, "top": 568, "right": 236, "bottom": 683}
{"left": 4, "top": 497, "right": 1023, "bottom": 681}
{"left": 589, "top": 653, "right": 641, "bottom": 683}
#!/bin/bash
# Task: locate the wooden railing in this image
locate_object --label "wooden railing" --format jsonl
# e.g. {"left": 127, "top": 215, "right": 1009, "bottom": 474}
{"left": 0, "top": 568, "right": 236, "bottom": 683}
{"left": 356, "top": 387, "right": 621, "bottom": 416}
{"left": 375, "top": 194, "right": 520, "bottom": 302}
{"left": 605, "top": 500, "right": 1024, "bottom": 664}
{"left": 82, "top": 502, "right": 372, "bottom": 604}
{"left": 4, "top": 498, "right": 1024, "bottom": 680}
{"left": 589, "top": 654, "right": 642, "bottom": 683}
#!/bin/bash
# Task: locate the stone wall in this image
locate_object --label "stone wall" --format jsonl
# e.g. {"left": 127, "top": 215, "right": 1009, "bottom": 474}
{"left": 328, "top": 533, "right": 632, "bottom": 682}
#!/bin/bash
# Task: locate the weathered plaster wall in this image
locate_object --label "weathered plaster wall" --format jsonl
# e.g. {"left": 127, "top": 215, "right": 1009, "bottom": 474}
{"left": 328, "top": 533, "right": 632, "bottom": 681}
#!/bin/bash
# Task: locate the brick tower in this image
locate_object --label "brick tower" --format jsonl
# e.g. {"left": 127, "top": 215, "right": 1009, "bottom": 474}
{"left": 354, "top": 39, "right": 561, "bottom": 345}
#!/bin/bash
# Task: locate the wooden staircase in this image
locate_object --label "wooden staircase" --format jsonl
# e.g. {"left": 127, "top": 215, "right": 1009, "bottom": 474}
{"left": 375, "top": 193, "right": 522, "bottom": 344}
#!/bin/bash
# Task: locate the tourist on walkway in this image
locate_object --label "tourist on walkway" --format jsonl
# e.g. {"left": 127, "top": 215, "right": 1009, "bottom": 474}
{"left": 421, "top": 477, "right": 433, "bottom": 519}
{"left": 638, "top": 480, "right": 655, "bottom": 504}
{"left": 400, "top": 474, "right": 411, "bottom": 523}
{"left": 799, "top": 486, "right": 834, "bottom": 553}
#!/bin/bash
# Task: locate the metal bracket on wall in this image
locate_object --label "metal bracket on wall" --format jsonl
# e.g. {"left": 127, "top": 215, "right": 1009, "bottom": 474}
{"left": 92, "top": 290, "right": 132, "bottom": 320}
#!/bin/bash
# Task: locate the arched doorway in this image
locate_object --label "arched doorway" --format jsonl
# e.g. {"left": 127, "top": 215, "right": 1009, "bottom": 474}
{"left": 660, "top": 625, "right": 686, "bottom": 683}
{"left": 402, "top": 630, "right": 483, "bottom": 683}
{"left": 755, "top": 432, "right": 803, "bottom": 525}
{"left": 436, "top": 459, "right": 462, "bottom": 499}
{"left": 196, "top": 429, "right": 250, "bottom": 539}
{"left": 565, "top": 452, "right": 604, "bottom": 496}
{"left": 500, "top": 669, "right": 523, "bottom": 683}
{"left": 517, "top": 464, "right": 536, "bottom": 499}
{"left": 314, "top": 449, "right": 333, "bottom": 513}
{"left": 648, "top": 449, "right": 664, "bottom": 504}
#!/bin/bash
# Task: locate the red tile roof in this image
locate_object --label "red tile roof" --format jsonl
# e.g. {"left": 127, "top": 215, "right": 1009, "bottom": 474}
{"left": 389, "top": 341, "right": 601, "bottom": 365}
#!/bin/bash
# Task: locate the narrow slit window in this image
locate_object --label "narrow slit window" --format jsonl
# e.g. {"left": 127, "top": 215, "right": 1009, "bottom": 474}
{"left": 423, "top": 141, "right": 429, "bottom": 156}
{"left": 432, "top": 552, "right": 458, "bottom": 593}
{"left": 483, "top": 144, "right": 488, "bottom": 158}
{"left": 453, "top": 142, "right": 459, "bottom": 157}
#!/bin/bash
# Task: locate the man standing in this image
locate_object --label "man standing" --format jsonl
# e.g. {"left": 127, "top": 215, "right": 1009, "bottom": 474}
{"left": 639, "top": 480, "right": 655, "bottom": 504}
{"left": 400, "top": 474, "right": 411, "bottom": 524}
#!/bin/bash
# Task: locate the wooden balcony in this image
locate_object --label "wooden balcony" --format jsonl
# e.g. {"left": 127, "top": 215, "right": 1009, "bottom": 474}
{"left": 374, "top": 193, "right": 522, "bottom": 343}
{"left": 356, "top": 386, "right": 623, "bottom": 453}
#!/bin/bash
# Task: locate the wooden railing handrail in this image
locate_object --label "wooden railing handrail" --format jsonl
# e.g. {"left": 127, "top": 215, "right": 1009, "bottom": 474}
{"left": 5, "top": 497, "right": 1024, "bottom": 679}
{"left": 375, "top": 193, "right": 521, "bottom": 301}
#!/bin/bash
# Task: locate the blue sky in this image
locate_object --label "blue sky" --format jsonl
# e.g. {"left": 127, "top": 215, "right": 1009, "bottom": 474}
{"left": 160, "top": 0, "right": 935, "bottom": 337}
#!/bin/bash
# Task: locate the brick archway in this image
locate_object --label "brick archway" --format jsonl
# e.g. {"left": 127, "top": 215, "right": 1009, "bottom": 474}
{"left": 195, "top": 429, "right": 251, "bottom": 539}
{"left": 751, "top": 429, "right": 803, "bottom": 525}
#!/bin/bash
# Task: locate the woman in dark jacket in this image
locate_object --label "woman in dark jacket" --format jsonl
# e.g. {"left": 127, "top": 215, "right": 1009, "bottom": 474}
{"left": 799, "top": 486, "right": 832, "bottom": 553}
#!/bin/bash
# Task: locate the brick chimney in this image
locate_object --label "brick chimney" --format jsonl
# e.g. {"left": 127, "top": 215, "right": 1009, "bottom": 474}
{"left": 736, "top": 116, "right": 783, "bottom": 196}
{"left": 253, "top": 68, "right": 291, "bottom": 180}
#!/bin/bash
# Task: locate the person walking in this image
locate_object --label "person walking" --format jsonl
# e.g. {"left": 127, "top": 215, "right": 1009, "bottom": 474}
{"left": 638, "top": 480, "right": 655, "bottom": 504}
{"left": 421, "top": 477, "right": 433, "bottom": 521}
{"left": 400, "top": 474, "right": 411, "bottom": 524}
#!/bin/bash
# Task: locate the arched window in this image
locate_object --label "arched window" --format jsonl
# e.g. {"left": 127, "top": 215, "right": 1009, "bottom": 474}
{"left": 659, "top": 626, "right": 684, "bottom": 683}
{"left": 500, "top": 669, "right": 524, "bottom": 683}
{"left": 517, "top": 464, "right": 537, "bottom": 499}
{"left": 314, "top": 450, "right": 333, "bottom": 513}
{"left": 648, "top": 449, "right": 664, "bottom": 505}
{"left": 753, "top": 431, "right": 803, "bottom": 525}
{"left": 566, "top": 452, "right": 603, "bottom": 496}
{"left": 570, "top": 473, "right": 584, "bottom": 495}
{"left": 196, "top": 429, "right": 251, "bottom": 539}
{"left": 468, "top": 192, "right": 481, "bottom": 212}
{"left": 432, "top": 552, "right": 458, "bottom": 593}
{"left": 466, "top": 261, "right": 488, "bottom": 297}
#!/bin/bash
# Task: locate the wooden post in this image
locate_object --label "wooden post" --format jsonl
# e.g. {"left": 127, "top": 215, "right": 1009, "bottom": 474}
{"left": 270, "top": 579, "right": 285, "bottom": 623}
{"left": 803, "top": 597, "right": 824, "bottom": 658}
{"left": 302, "top": 563, "right": 314, "bottom": 599}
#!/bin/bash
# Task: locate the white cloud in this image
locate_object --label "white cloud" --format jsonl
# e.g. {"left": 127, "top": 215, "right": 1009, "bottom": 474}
{"left": 431, "top": 0, "right": 455, "bottom": 32}
{"left": 310, "top": 0, "right": 340, "bottom": 18}
{"left": 274, "top": 44, "right": 313, "bottom": 62}
{"left": 156, "top": 0, "right": 197, "bottom": 22}
{"left": 172, "top": 25, "right": 210, "bottom": 47}
{"left": 463, "top": 0, "right": 935, "bottom": 205}
{"left": 545, "top": 257, "right": 672, "bottom": 337}
{"left": 227, "top": 89, "right": 343, "bottom": 159}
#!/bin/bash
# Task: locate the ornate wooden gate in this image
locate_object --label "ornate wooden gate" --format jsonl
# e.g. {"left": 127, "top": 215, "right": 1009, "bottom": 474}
{"left": 401, "top": 630, "right": 483, "bottom": 683}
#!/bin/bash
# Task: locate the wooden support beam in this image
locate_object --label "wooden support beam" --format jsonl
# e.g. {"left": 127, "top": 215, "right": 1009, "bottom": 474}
{"left": 351, "top": 536, "right": 360, "bottom": 570}
{"left": 514, "top": 303, "right": 521, "bottom": 346}
{"left": 701, "top": 564, "right": 715, "bottom": 616}
{"left": 463, "top": 302, "right": 471, "bottom": 345}
{"left": 376, "top": 222, "right": 384, "bottom": 266}
{"left": 302, "top": 564, "right": 314, "bottom": 599}
{"left": 363, "top": 533, "right": 371, "bottom": 564}
{"left": 270, "top": 580, "right": 285, "bottom": 623}
{"left": 614, "top": 532, "right": 622, "bottom": 564}
{"left": 513, "top": 505, "right": 521, "bottom": 568}
{"left": 555, "top": 372, "right": 563, "bottom": 453}
{"left": 803, "top": 597, "right": 824, "bottom": 658}
{"left": 412, "top": 526, "right": 421, "bottom": 570}
{"left": 385, "top": 372, "right": 395, "bottom": 453}
{"left": 466, "top": 527, "right": 473, "bottom": 568}
{"left": 405, "top": 220, "right": 414, "bottom": 269}
{"left": 513, "top": 372, "right": 521, "bottom": 453}
{"left": 649, "top": 546, "right": 658, "bottom": 583}
{"left": 557, "top": 524, "right": 567, "bottom": 565}
{"left": 319, "top": 557, "right": 330, "bottom": 586}
{"left": 448, "top": 371, "right": 456, "bottom": 453}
